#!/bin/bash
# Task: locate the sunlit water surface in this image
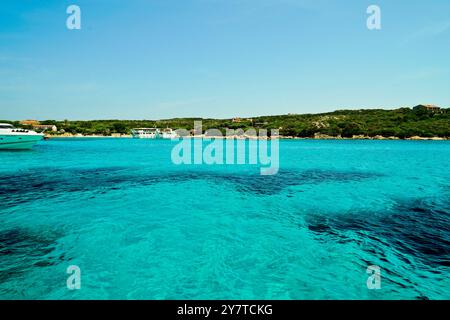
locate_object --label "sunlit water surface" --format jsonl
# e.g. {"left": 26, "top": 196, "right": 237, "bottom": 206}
{"left": 0, "top": 139, "right": 448, "bottom": 299}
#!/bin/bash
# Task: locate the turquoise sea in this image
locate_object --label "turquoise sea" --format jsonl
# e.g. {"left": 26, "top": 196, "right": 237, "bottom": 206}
{"left": 0, "top": 138, "right": 449, "bottom": 300}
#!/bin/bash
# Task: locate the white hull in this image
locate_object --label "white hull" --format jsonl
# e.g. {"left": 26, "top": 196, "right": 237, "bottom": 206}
{"left": 133, "top": 134, "right": 158, "bottom": 139}
{"left": 0, "top": 134, "right": 44, "bottom": 150}
{"left": 161, "top": 133, "right": 177, "bottom": 139}
{"left": 131, "top": 128, "right": 178, "bottom": 139}
{"left": 133, "top": 133, "right": 178, "bottom": 139}
{"left": 131, "top": 128, "right": 159, "bottom": 139}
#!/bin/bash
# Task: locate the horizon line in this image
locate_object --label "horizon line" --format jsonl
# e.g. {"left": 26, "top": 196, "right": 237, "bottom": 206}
{"left": 3, "top": 104, "right": 447, "bottom": 122}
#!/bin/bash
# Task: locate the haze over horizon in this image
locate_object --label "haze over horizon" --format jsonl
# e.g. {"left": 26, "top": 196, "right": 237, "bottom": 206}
{"left": 1, "top": 0, "right": 450, "bottom": 120}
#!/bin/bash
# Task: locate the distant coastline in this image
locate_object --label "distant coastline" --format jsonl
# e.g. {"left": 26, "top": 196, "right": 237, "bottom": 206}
{"left": 5, "top": 104, "right": 450, "bottom": 141}
{"left": 44, "top": 133, "right": 448, "bottom": 141}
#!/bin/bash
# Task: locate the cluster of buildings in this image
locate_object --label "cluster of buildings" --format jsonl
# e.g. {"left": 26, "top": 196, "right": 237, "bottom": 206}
{"left": 19, "top": 120, "right": 58, "bottom": 132}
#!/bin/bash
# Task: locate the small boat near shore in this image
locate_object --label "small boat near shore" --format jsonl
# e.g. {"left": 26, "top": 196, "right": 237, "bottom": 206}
{"left": 161, "top": 128, "right": 178, "bottom": 139}
{"left": 0, "top": 123, "right": 44, "bottom": 150}
{"left": 131, "top": 128, "right": 178, "bottom": 139}
{"left": 131, "top": 128, "right": 160, "bottom": 139}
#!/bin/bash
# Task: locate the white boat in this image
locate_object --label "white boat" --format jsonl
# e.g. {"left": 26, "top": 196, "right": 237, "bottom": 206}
{"left": 131, "top": 128, "right": 160, "bottom": 139}
{"left": 161, "top": 128, "right": 178, "bottom": 139}
{"left": 0, "top": 123, "right": 44, "bottom": 150}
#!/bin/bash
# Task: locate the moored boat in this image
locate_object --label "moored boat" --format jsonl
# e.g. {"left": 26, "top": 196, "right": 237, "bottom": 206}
{"left": 131, "top": 127, "right": 178, "bottom": 139}
{"left": 0, "top": 123, "right": 44, "bottom": 150}
{"left": 161, "top": 128, "right": 178, "bottom": 139}
{"left": 131, "top": 128, "right": 160, "bottom": 139}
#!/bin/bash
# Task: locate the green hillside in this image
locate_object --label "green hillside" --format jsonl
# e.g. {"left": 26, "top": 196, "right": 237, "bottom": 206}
{"left": 3, "top": 105, "right": 449, "bottom": 138}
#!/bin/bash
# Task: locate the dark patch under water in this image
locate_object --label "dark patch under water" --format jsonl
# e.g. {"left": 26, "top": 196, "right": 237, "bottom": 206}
{"left": 0, "top": 227, "right": 64, "bottom": 283}
{"left": 203, "top": 169, "right": 381, "bottom": 195}
{"left": 0, "top": 167, "right": 381, "bottom": 207}
{"left": 306, "top": 197, "right": 450, "bottom": 269}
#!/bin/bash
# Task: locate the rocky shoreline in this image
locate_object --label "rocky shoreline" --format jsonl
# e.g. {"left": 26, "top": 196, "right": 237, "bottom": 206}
{"left": 45, "top": 134, "right": 448, "bottom": 141}
{"left": 282, "top": 134, "right": 448, "bottom": 141}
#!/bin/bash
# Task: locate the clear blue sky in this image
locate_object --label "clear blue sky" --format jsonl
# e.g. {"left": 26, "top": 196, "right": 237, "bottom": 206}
{"left": 1, "top": 0, "right": 449, "bottom": 120}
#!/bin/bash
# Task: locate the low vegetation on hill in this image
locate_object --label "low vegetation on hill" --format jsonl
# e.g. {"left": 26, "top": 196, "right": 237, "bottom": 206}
{"left": 3, "top": 106, "right": 449, "bottom": 138}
